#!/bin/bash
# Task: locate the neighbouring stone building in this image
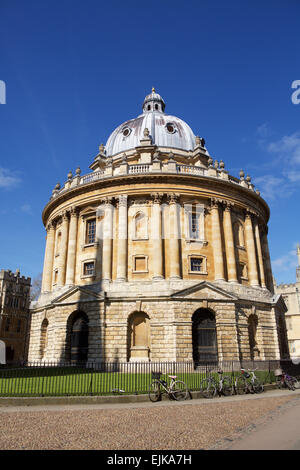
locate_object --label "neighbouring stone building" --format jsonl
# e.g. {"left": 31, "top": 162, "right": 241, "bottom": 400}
{"left": 0, "top": 269, "right": 31, "bottom": 362}
{"left": 275, "top": 244, "right": 300, "bottom": 358}
{"left": 28, "top": 89, "right": 289, "bottom": 364}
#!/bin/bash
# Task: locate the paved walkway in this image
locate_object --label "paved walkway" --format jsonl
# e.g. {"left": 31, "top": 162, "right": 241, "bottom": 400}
{"left": 0, "top": 389, "right": 299, "bottom": 450}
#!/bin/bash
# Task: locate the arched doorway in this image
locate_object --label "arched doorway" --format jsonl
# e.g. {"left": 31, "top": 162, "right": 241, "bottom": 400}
{"left": 66, "top": 311, "right": 89, "bottom": 364}
{"left": 128, "top": 312, "right": 150, "bottom": 362}
{"left": 192, "top": 309, "right": 218, "bottom": 363}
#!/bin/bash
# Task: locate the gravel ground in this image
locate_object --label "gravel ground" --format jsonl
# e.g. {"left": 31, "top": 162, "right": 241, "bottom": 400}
{"left": 0, "top": 394, "right": 297, "bottom": 450}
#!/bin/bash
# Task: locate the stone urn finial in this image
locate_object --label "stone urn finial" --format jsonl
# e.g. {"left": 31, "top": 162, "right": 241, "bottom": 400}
{"left": 99, "top": 143, "right": 105, "bottom": 153}
{"left": 67, "top": 171, "right": 73, "bottom": 181}
{"left": 195, "top": 136, "right": 201, "bottom": 146}
{"left": 143, "top": 128, "right": 150, "bottom": 138}
{"left": 219, "top": 160, "right": 225, "bottom": 170}
{"left": 75, "top": 167, "right": 81, "bottom": 176}
{"left": 239, "top": 169, "right": 245, "bottom": 179}
{"left": 214, "top": 160, "right": 219, "bottom": 169}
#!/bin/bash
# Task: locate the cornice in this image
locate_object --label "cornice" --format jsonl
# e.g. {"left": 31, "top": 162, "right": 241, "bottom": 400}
{"left": 42, "top": 172, "right": 270, "bottom": 225}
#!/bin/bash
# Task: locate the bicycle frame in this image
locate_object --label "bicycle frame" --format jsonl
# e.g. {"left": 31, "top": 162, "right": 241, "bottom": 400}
{"left": 154, "top": 376, "right": 176, "bottom": 395}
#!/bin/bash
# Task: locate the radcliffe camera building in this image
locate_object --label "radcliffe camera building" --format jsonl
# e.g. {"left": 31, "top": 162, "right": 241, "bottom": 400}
{"left": 28, "top": 89, "right": 289, "bottom": 364}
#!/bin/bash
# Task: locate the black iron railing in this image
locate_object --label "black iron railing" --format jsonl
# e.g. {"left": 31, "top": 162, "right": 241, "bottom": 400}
{"left": 0, "top": 359, "right": 299, "bottom": 397}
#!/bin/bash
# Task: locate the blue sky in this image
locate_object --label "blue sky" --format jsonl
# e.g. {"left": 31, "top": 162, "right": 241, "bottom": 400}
{"left": 0, "top": 0, "right": 299, "bottom": 284}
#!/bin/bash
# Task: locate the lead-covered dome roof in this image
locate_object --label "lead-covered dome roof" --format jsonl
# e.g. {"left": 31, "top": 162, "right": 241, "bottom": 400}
{"left": 105, "top": 88, "right": 196, "bottom": 156}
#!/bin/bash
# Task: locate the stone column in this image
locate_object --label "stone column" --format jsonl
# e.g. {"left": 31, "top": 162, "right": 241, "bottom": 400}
{"left": 116, "top": 195, "right": 128, "bottom": 282}
{"left": 244, "top": 211, "right": 259, "bottom": 287}
{"left": 223, "top": 202, "right": 238, "bottom": 283}
{"left": 168, "top": 193, "right": 181, "bottom": 279}
{"left": 41, "top": 220, "right": 56, "bottom": 292}
{"left": 211, "top": 199, "right": 225, "bottom": 281}
{"left": 102, "top": 197, "right": 114, "bottom": 281}
{"left": 261, "top": 228, "right": 274, "bottom": 293}
{"left": 254, "top": 219, "right": 266, "bottom": 288}
{"left": 65, "top": 207, "right": 79, "bottom": 286}
{"left": 151, "top": 193, "right": 164, "bottom": 280}
{"left": 57, "top": 211, "right": 69, "bottom": 287}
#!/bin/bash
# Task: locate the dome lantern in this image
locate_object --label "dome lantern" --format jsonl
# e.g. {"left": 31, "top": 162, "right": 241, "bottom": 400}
{"left": 142, "top": 87, "right": 165, "bottom": 113}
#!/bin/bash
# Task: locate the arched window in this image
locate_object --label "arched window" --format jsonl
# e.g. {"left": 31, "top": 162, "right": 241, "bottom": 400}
{"left": 234, "top": 222, "right": 245, "bottom": 247}
{"left": 56, "top": 231, "right": 62, "bottom": 254}
{"left": 248, "top": 314, "right": 258, "bottom": 359}
{"left": 40, "top": 319, "right": 49, "bottom": 359}
{"left": 128, "top": 312, "right": 150, "bottom": 361}
{"left": 66, "top": 311, "right": 89, "bottom": 364}
{"left": 134, "top": 212, "right": 147, "bottom": 239}
{"left": 192, "top": 309, "right": 218, "bottom": 363}
{"left": 278, "top": 315, "right": 289, "bottom": 358}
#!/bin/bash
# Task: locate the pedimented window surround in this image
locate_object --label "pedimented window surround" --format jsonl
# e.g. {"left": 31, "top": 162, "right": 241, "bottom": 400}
{"left": 184, "top": 203, "right": 207, "bottom": 245}
{"left": 132, "top": 211, "right": 148, "bottom": 240}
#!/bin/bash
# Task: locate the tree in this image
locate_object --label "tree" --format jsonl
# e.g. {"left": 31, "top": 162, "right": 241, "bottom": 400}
{"left": 30, "top": 273, "right": 42, "bottom": 301}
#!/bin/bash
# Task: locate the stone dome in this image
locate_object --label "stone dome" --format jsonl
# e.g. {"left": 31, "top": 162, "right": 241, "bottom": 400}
{"left": 105, "top": 88, "right": 197, "bottom": 156}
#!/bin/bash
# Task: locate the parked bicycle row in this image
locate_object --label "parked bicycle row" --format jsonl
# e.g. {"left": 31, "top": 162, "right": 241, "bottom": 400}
{"left": 148, "top": 367, "right": 300, "bottom": 402}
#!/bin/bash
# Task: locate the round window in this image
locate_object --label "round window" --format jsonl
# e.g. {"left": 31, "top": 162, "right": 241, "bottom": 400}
{"left": 166, "top": 123, "right": 176, "bottom": 134}
{"left": 122, "top": 127, "right": 131, "bottom": 137}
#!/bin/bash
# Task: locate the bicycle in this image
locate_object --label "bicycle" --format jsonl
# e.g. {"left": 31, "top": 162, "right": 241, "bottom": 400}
{"left": 275, "top": 369, "right": 300, "bottom": 391}
{"left": 235, "top": 368, "right": 264, "bottom": 394}
{"left": 148, "top": 372, "right": 188, "bottom": 402}
{"left": 199, "top": 369, "right": 233, "bottom": 398}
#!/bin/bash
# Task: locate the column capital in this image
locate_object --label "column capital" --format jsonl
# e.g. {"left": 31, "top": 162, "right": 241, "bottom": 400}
{"left": 69, "top": 206, "right": 79, "bottom": 218}
{"left": 101, "top": 196, "right": 114, "bottom": 206}
{"left": 151, "top": 192, "right": 164, "bottom": 204}
{"left": 167, "top": 193, "right": 180, "bottom": 205}
{"left": 61, "top": 210, "right": 69, "bottom": 222}
{"left": 46, "top": 219, "right": 56, "bottom": 232}
{"left": 245, "top": 208, "right": 259, "bottom": 220}
{"left": 117, "top": 194, "right": 128, "bottom": 207}
{"left": 224, "top": 200, "right": 234, "bottom": 212}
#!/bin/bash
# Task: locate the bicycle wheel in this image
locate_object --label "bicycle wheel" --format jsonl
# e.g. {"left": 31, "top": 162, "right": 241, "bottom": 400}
{"left": 275, "top": 376, "right": 284, "bottom": 389}
{"left": 148, "top": 380, "right": 162, "bottom": 402}
{"left": 252, "top": 378, "right": 264, "bottom": 394}
{"left": 170, "top": 381, "right": 188, "bottom": 401}
{"left": 285, "top": 376, "right": 298, "bottom": 391}
{"left": 291, "top": 377, "right": 300, "bottom": 389}
{"left": 199, "top": 379, "right": 216, "bottom": 398}
{"left": 221, "top": 376, "right": 234, "bottom": 396}
{"left": 235, "top": 376, "right": 247, "bottom": 395}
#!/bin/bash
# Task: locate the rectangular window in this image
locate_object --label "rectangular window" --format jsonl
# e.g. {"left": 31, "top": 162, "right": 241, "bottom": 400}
{"left": 83, "top": 262, "right": 95, "bottom": 276}
{"left": 190, "top": 257, "right": 203, "bottom": 272}
{"left": 86, "top": 219, "right": 96, "bottom": 244}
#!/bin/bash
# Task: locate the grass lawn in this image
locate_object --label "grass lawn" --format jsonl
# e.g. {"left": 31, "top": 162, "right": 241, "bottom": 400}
{"left": 0, "top": 366, "right": 275, "bottom": 397}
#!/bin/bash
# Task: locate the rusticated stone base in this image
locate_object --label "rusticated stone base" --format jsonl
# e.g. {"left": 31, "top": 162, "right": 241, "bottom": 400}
{"left": 28, "top": 279, "right": 288, "bottom": 363}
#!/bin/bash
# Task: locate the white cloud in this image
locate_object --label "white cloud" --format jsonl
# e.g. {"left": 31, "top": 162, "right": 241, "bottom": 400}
{"left": 272, "top": 245, "right": 298, "bottom": 279}
{"left": 20, "top": 204, "right": 33, "bottom": 215}
{"left": 0, "top": 168, "right": 20, "bottom": 189}
{"left": 253, "top": 174, "right": 292, "bottom": 201}
{"left": 254, "top": 127, "right": 300, "bottom": 199}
